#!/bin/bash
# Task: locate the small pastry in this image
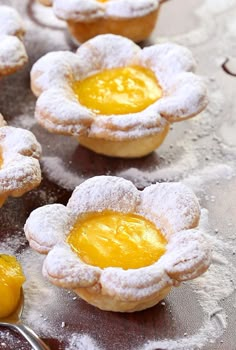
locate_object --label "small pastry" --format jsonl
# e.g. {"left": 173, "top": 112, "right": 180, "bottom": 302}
{"left": 24, "top": 176, "right": 211, "bottom": 312}
{"left": 31, "top": 34, "right": 207, "bottom": 158}
{"left": 0, "top": 6, "right": 28, "bottom": 76}
{"left": 37, "top": 0, "right": 160, "bottom": 43}
{"left": 0, "top": 254, "right": 25, "bottom": 318}
{"left": 0, "top": 117, "right": 42, "bottom": 207}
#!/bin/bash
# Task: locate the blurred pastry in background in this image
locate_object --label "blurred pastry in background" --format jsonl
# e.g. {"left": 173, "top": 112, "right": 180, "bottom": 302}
{"left": 37, "top": 0, "right": 160, "bottom": 43}
{"left": 0, "top": 117, "right": 42, "bottom": 207}
{"left": 0, "top": 6, "right": 28, "bottom": 76}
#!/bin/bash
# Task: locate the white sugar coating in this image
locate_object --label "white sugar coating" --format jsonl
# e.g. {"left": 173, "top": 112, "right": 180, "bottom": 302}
{"left": 0, "top": 5, "right": 25, "bottom": 36}
{"left": 31, "top": 1, "right": 66, "bottom": 30}
{"left": 31, "top": 35, "right": 207, "bottom": 139}
{"left": 0, "top": 126, "right": 41, "bottom": 158}
{"left": 0, "top": 35, "right": 27, "bottom": 71}
{"left": 0, "top": 6, "right": 27, "bottom": 75}
{"left": 106, "top": 0, "right": 159, "bottom": 18}
{"left": 67, "top": 176, "right": 140, "bottom": 215}
{"left": 43, "top": 244, "right": 101, "bottom": 289}
{"left": 0, "top": 125, "right": 42, "bottom": 199}
{"left": 138, "top": 183, "right": 200, "bottom": 239}
{"left": 53, "top": 0, "right": 104, "bottom": 21}
{"left": 51, "top": 0, "right": 159, "bottom": 21}
{"left": 25, "top": 204, "right": 74, "bottom": 254}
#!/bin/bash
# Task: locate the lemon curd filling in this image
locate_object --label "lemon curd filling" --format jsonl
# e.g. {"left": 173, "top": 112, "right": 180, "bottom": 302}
{"left": 0, "top": 255, "right": 25, "bottom": 318}
{"left": 73, "top": 66, "right": 162, "bottom": 115}
{"left": 67, "top": 211, "right": 167, "bottom": 269}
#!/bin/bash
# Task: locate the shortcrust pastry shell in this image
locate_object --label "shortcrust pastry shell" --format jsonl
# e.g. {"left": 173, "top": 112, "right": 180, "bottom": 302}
{"left": 31, "top": 34, "right": 207, "bottom": 158}
{"left": 38, "top": 0, "right": 160, "bottom": 43}
{"left": 24, "top": 176, "right": 211, "bottom": 312}
{"left": 0, "top": 118, "right": 42, "bottom": 207}
{"left": 0, "top": 6, "right": 28, "bottom": 76}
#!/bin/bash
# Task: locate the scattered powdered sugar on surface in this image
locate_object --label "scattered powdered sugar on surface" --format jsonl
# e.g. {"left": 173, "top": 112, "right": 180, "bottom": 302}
{"left": 66, "top": 334, "right": 102, "bottom": 350}
{"left": 11, "top": 114, "right": 37, "bottom": 129}
{"left": 42, "top": 156, "right": 84, "bottom": 190}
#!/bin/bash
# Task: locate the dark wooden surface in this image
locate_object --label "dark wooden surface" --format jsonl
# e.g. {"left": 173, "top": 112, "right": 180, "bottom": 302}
{"left": 1, "top": 0, "right": 236, "bottom": 349}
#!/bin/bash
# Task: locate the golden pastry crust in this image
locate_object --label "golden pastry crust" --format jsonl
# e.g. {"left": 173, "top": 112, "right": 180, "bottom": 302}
{"left": 24, "top": 176, "right": 211, "bottom": 312}
{"left": 67, "top": 9, "right": 159, "bottom": 43}
{"left": 38, "top": 0, "right": 53, "bottom": 6}
{"left": 38, "top": 0, "right": 160, "bottom": 43}
{"left": 0, "top": 118, "right": 42, "bottom": 208}
{"left": 0, "top": 6, "right": 28, "bottom": 77}
{"left": 31, "top": 34, "right": 208, "bottom": 158}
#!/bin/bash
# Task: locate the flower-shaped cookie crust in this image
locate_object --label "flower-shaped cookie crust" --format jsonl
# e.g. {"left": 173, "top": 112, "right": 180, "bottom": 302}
{"left": 0, "top": 119, "right": 42, "bottom": 207}
{"left": 25, "top": 176, "right": 211, "bottom": 312}
{"left": 0, "top": 6, "right": 28, "bottom": 76}
{"left": 31, "top": 34, "right": 207, "bottom": 157}
{"left": 38, "top": 0, "right": 160, "bottom": 43}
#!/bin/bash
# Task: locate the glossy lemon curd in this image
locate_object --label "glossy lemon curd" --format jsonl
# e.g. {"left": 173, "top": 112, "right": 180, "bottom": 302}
{"left": 67, "top": 211, "right": 167, "bottom": 269}
{"left": 0, "top": 255, "right": 25, "bottom": 318}
{"left": 73, "top": 66, "right": 162, "bottom": 115}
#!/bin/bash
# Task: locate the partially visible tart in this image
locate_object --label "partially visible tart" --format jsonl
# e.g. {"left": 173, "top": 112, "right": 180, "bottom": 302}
{"left": 31, "top": 34, "right": 208, "bottom": 158}
{"left": 0, "top": 255, "right": 25, "bottom": 318}
{"left": 0, "top": 6, "right": 28, "bottom": 76}
{"left": 38, "top": 0, "right": 160, "bottom": 43}
{"left": 0, "top": 117, "right": 42, "bottom": 207}
{"left": 24, "top": 176, "right": 211, "bottom": 313}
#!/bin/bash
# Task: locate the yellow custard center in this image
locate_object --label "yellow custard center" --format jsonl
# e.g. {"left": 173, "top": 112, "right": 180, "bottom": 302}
{"left": 73, "top": 66, "right": 162, "bottom": 115}
{"left": 0, "top": 255, "right": 25, "bottom": 318}
{"left": 67, "top": 211, "right": 166, "bottom": 269}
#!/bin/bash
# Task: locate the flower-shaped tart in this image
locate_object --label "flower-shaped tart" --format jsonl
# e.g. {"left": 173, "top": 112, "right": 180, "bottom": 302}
{"left": 31, "top": 34, "right": 207, "bottom": 158}
{"left": 0, "top": 117, "right": 42, "bottom": 207}
{"left": 24, "top": 176, "right": 211, "bottom": 312}
{"left": 0, "top": 6, "right": 28, "bottom": 76}
{"left": 37, "top": 0, "right": 160, "bottom": 43}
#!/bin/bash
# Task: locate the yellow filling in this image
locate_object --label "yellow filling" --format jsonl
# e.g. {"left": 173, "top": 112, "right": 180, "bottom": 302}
{"left": 73, "top": 66, "right": 162, "bottom": 115}
{"left": 0, "top": 255, "right": 25, "bottom": 318}
{"left": 67, "top": 211, "right": 166, "bottom": 269}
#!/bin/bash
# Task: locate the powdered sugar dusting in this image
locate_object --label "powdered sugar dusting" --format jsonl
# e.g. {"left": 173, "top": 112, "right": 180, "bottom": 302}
{"left": 50, "top": 0, "right": 159, "bottom": 21}
{"left": 0, "top": 6, "right": 28, "bottom": 75}
{"left": 0, "top": 124, "right": 42, "bottom": 205}
{"left": 66, "top": 334, "right": 102, "bottom": 350}
{"left": 30, "top": 1, "right": 66, "bottom": 30}
{"left": 0, "top": 5, "right": 25, "bottom": 37}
